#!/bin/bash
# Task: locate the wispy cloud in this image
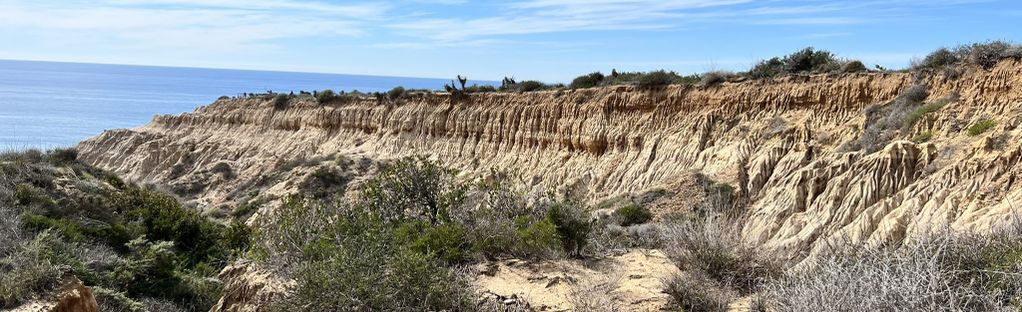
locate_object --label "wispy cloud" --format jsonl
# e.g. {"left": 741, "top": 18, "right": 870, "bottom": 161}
{"left": 0, "top": 0, "right": 386, "bottom": 51}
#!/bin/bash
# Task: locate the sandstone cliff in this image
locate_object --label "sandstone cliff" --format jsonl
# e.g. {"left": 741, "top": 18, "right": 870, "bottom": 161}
{"left": 79, "top": 60, "right": 1022, "bottom": 257}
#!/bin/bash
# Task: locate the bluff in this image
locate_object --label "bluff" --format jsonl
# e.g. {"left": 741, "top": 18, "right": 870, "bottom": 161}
{"left": 78, "top": 60, "right": 1022, "bottom": 257}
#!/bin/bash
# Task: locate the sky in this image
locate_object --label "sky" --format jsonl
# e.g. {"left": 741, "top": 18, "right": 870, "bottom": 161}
{"left": 1, "top": 0, "right": 1020, "bottom": 82}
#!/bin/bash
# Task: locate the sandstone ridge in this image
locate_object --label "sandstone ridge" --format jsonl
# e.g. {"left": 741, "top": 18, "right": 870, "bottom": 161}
{"left": 79, "top": 60, "right": 1022, "bottom": 257}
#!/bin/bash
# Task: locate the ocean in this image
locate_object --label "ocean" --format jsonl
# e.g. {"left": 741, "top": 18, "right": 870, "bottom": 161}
{"left": 0, "top": 59, "right": 476, "bottom": 150}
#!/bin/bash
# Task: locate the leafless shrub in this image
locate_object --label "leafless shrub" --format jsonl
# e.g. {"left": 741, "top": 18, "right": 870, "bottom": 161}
{"left": 762, "top": 225, "right": 1022, "bottom": 312}
{"left": 663, "top": 272, "right": 734, "bottom": 312}
{"left": 659, "top": 213, "right": 782, "bottom": 295}
{"left": 141, "top": 298, "right": 187, "bottom": 312}
{"left": 699, "top": 71, "right": 733, "bottom": 87}
{"left": 968, "top": 41, "right": 1014, "bottom": 69}
{"left": 0, "top": 204, "right": 24, "bottom": 257}
{"left": 569, "top": 275, "right": 622, "bottom": 312}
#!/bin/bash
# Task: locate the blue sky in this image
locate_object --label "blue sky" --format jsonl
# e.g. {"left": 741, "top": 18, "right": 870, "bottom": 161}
{"left": 1, "top": 0, "right": 1019, "bottom": 82}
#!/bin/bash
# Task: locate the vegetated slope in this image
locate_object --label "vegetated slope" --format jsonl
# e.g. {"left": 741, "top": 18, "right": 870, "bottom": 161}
{"left": 0, "top": 150, "right": 249, "bottom": 311}
{"left": 79, "top": 59, "right": 1022, "bottom": 258}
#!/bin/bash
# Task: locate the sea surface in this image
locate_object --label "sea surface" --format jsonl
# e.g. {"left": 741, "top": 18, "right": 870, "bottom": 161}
{"left": 0, "top": 59, "right": 476, "bottom": 150}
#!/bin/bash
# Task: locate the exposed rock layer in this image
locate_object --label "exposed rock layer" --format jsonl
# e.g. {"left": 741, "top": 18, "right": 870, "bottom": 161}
{"left": 80, "top": 60, "right": 1022, "bottom": 257}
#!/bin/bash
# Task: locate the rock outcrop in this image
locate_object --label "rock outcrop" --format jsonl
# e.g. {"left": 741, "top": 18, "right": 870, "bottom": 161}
{"left": 12, "top": 276, "right": 99, "bottom": 312}
{"left": 208, "top": 262, "right": 291, "bottom": 312}
{"left": 79, "top": 60, "right": 1022, "bottom": 259}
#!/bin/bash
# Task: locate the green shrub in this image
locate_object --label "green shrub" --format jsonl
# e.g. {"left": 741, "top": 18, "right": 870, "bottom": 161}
{"left": 912, "top": 131, "right": 934, "bottom": 143}
{"left": 517, "top": 80, "right": 549, "bottom": 92}
{"left": 914, "top": 48, "right": 958, "bottom": 70}
{"left": 570, "top": 72, "right": 605, "bottom": 89}
{"left": 359, "top": 157, "right": 462, "bottom": 225}
{"left": 1, "top": 153, "right": 243, "bottom": 311}
{"left": 902, "top": 99, "right": 950, "bottom": 131}
{"left": 968, "top": 119, "right": 996, "bottom": 136}
{"left": 613, "top": 203, "right": 652, "bottom": 226}
{"left": 395, "top": 221, "right": 469, "bottom": 264}
{"left": 513, "top": 217, "right": 562, "bottom": 257}
{"left": 748, "top": 57, "right": 785, "bottom": 79}
{"left": 0, "top": 230, "right": 66, "bottom": 308}
{"left": 272, "top": 94, "right": 290, "bottom": 110}
{"left": 857, "top": 84, "right": 929, "bottom": 153}
{"left": 210, "top": 162, "right": 232, "bottom": 178}
{"left": 387, "top": 86, "right": 406, "bottom": 100}
{"left": 785, "top": 47, "right": 839, "bottom": 73}
{"left": 270, "top": 207, "right": 474, "bottom": 312}
{"left": 94, "top": 287, "right": 145, "bottom": 312}
{"left": 315, "top": 89, "right": 336, "bottom": 103}
{"left": 747, "top": 47, "right": 842, "bottom": 78}
{"left": 299, "top": 166, "right": 351, "bottom": 199}
{"left": 546, "top": 203, "right": 592, "bottom": 257}
{"left": 231, "top": 197, "right": 264, "bottom": 218}
{"left": 637, "top": 70, "right": 680, "bottom": 87}
{"left": 841, "top": 60, "right": 868, "bottom": 73}
{"left": 914, "top": 42, "right": 1022, "bottom": 71}
{"left": 47, "top": 148, "right": 78, "bottom": 165}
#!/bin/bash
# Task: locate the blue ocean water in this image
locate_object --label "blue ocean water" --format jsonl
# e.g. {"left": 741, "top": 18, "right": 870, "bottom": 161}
{"left": 0, "top": 60, "right": 477, "bottom": 150}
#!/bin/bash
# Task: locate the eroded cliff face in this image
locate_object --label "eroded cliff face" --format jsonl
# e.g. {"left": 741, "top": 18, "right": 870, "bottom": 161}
{"left": 79, "top": 60, "right": 1022, "bottom": 257}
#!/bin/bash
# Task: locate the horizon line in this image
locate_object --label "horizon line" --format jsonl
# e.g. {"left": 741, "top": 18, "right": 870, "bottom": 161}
{"left": 0, "top": 58, "right": 505, "bottom": 84}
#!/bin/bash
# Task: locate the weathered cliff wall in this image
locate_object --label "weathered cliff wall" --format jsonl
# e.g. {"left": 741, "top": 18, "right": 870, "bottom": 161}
{"left": 78, "top": 60, "right": 1022, "bottom": 256}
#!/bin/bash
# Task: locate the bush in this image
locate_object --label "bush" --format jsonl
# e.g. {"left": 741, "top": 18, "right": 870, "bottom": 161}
{"left": 464, "top": 84, "right": 497, "bottom": 93}
{"left": 698, "top": 71, "right": 731, "bottom": 87}
{"left": 47, "top": 148, "right": 78, "bottom": 165}
{"left": 1, "top": 152, "right": 244, "bottom": 311}
{"left": 660, "top": 213, "right": 781, "bottom": 295}
{"left": 268, "top": 207, "right": 474, "bottom": 312}
{"left": 546, "top": 203, "right": 592, "bottom": 257}
{"left": 967, "top": 41, "right": 1014, "bottom": 69}
{"left": 664, "top": 273, "right": 733, "bottom": 312}
{"left": 857, "top": 84, "right": 929, "bottom": 153}
{"left": 517, "top": 80, "right": 548, "bottom": 92}
{"left": 968, "top": 119, "right": 996, "bottom": 136}
{"left": 762, "top": 228, "right": 1022, "bottom": 311}
{"left": 748, "top": 57, "right": 785, "bottom": 79}
{"left": 298, "top": 166, "right": 351, "bottom": 199}
{"left": 210, "top": 162, "right": 232, "bottom": 178}
{"left": 784, "top": 47, "right": 839, "bottom": 74}
{"left": 636, "top": 70, "right": 679, "bottom": 88}
{"left": 272, "top": 94, "right": 290, "bottom": 110}
{"left": 359, "top": 157, "right": 462, "bottom": 225}
{"left": 315, "top": 89, "right": 336, "bottom": 103}
{"left": 747, "top": 47, "right": 842, "bottom": 78}
{"left": 570, "top": 72, "right": 605, "bottom": 89}
{"left": 911, "top": 131, "right": 934, "bottom": 143}
{"left": 914, "top": 41, "right": 1022, "bottom": 71}
{"left": 902, "top": 97, "right": 952, "bottom": 131}
{"left": 915, "top": 48, "right": 959, "bottom": 71}
{"left": 613, "top": 203, "right": 652, "bottom": 226}
{"left": 0, "top": 230, "right": 66, "bottom": 308}
{"left": 386, "top": 86, "right": 406, "bottom": 100}
{"left": 394, "top": 221, "right": 469, "bottom": 264}
{"left": 841, "top": 60, "right": 868, "bottom": 73}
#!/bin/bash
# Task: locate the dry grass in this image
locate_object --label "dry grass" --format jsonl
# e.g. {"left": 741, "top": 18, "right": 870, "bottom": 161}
{"left": 568, "top": 274, "right": 623, "bottom": 312}
{"left": 663, "top": 272, "right": 734, "bottom": 312}
{"left": 762, "top": 225, "right": 1022, "bottom": 311}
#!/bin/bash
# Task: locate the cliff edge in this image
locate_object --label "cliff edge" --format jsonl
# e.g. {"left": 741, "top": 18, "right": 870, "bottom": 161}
{"left": 79, "top": 60, "right": 1022, "bottom": 257}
